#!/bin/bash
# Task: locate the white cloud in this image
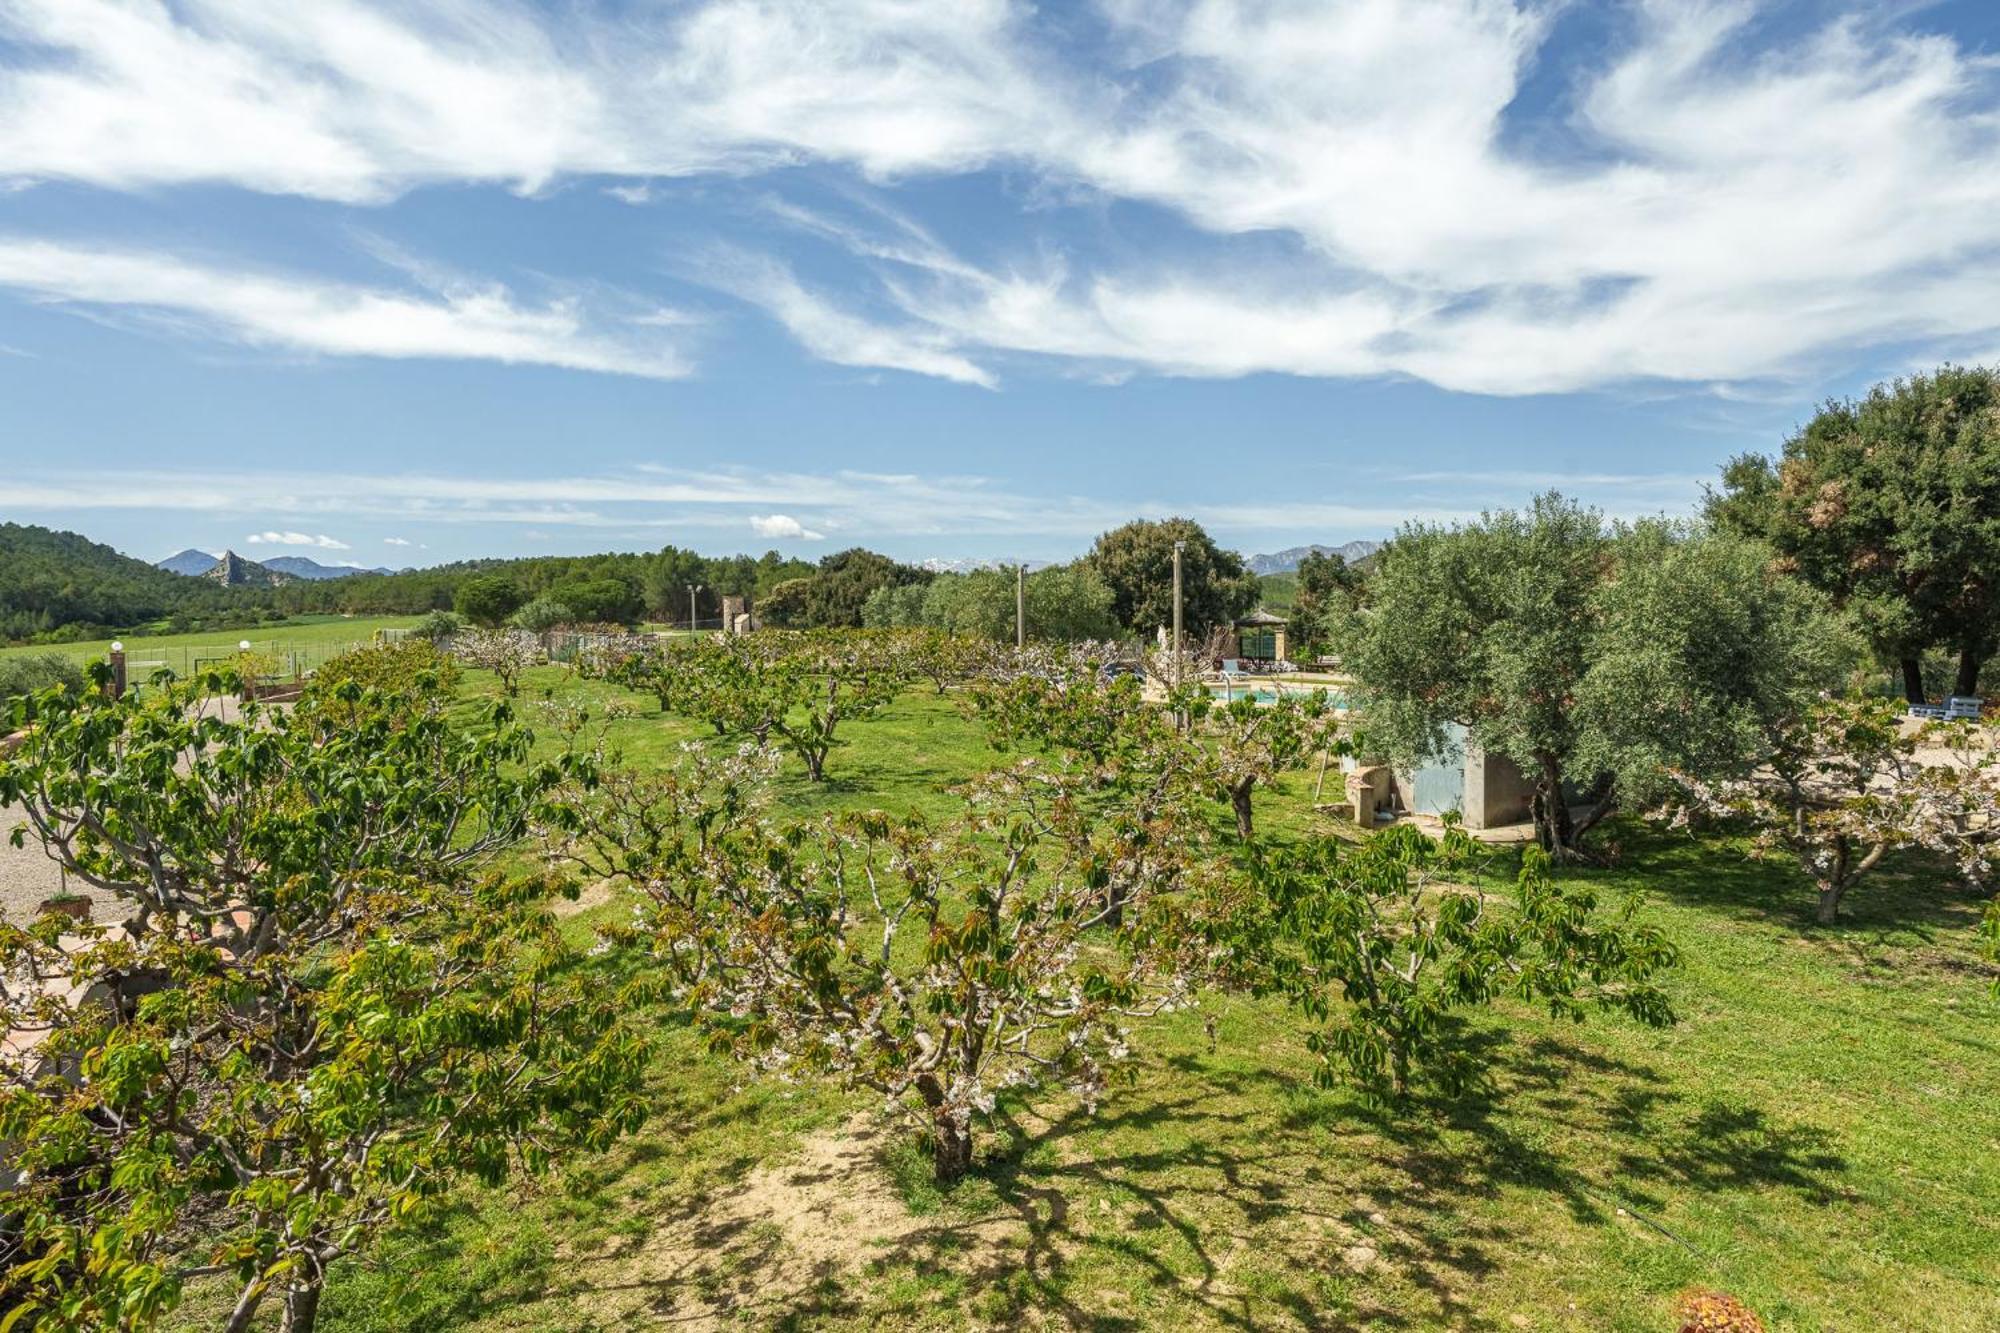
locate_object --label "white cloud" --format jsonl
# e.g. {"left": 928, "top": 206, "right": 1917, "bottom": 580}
{"left": 2, "top": 0, "right": 1999, "bottom": 392}
{"left": 749, "top": 513, "right": 825, "bottom": 541}
{"left": 383, "top": 536, "right": 414, "bottom": 546}
{"left": 246, "top": 530, "right": 351, "bottom": 550}
{"left": 0, "top": 237, "right": 695, "bottom": 377}
{"left": 0, "top": 461, "right": 1703, "bottom": 549}
{"left": 692, "top": 248, "right": 997, "bottom": 387}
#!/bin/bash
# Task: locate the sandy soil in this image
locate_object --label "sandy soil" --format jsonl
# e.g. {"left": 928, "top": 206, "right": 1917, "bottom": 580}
{"left": 560, "top": 1115, "right": 1023, "bottom": 1329}
{"left": 0, "top": 802, "right": 117, "bottom": 926}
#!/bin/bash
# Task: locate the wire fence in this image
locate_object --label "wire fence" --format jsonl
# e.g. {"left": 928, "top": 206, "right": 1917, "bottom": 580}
{"left": 38, "top": 631, "right": 414, "bottom": 684}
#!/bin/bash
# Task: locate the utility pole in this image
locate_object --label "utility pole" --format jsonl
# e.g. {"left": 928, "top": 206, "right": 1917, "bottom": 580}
{"left": 687, "top": 583, "right": 703, "bottom": 633}
{"left": 1172, "top": 539, "right": 1185, "bottom": 685}
{"left": 1016, "top": 562, "right": 1026, "bottom": 649}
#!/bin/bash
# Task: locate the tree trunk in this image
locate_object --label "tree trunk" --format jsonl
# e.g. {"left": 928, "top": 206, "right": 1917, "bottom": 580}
{"left": 1229, "top": 777, "right": 1256, "bottom": 840}
{"left": 932, "top": 1119, "right": 973, "bottom": 1185}
{"left": 1532, "top": 755, "right": 1576, "bottom": 858}
{"left": 221, "top": 1279, "right": 269, "bottom": 1333}
{"left": 1815, "top": 838, "right": 1850, "bottom": 925}
{"left": 915, "top": 1073, "right": 973, "bottom": 1185}
{"left": 279, "top": 1270, "right": 323, "bottom": 1333}
{"left": 1902, "top": 655, "right": 1927, "bottom": 705}
{"left": 1955, "top": 646, "right": 1983, "bottom": 700}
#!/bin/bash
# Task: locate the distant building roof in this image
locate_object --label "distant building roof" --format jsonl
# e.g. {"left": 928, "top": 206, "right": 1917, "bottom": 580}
{"left": 1236, "top": 608, "right": 1288, "bottom": 626}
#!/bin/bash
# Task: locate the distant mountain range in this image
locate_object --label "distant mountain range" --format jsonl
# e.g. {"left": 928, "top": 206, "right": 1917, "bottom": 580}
{"left": 158, "top": 550, "right": 390, "bottom": 582}
{"left": 1247, "top": 541, "right": 1381, "bottom": 575}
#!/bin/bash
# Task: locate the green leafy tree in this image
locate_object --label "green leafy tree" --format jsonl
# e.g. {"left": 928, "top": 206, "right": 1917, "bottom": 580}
{"left": 409, "top": 609, "right": 465, "bottom": 642}
{"left": 1086, "top": 518, "right": 1259, "bottom": 636}
{"left": 1290, "top": 551, "right": 1366, "bottom": 656}
{"left": 310, "top": 638, "right": 462, "bottom": 725}
{"left": 861, "top": 580, "right": 931, "bottom": 629}
{"left": 555, "top": 577, "right": 643, "bottom": 627}
{"left": 1340, "top": 500, "right": 1848, "bottom": 858}
{"left": 1340, "top": 494, "right": 1611, "bottom": 856}
{"left": 0, "top": 651, "right": 86, "bottom": 703}
{"left": 1025, "top": 564, "right": 1122, "bottom": 642}
{"left": 0, "top": 670, "right": 648, "bottom": 1331}
{"left": 452, "top": 574, "right": 525, "bottom": 628}
{"left": 762, "top": 550, "right": 929, "bottom": 629}
{"left": 758, "top": 577, "right": 813, "bottom": 628}
{"left": 1707, "top": 365, "right": 2000, "bottom": 701}
{"left": 510, "top": 596, "right": 576, "bottom": 635}
{"left": 1573, "top": 524, "right": 1858, "bottom": 810}
{"left": 1250, "top": 824, "right": 1677, "bottom": 1102}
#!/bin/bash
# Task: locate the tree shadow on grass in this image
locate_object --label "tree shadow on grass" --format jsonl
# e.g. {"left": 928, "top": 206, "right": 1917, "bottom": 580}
{"left": 1580, "top": 819, "right": 1990, "bottom": 942}
{"left": 383, "top": 1021, "right": 1860, "bottom": 1333}
{"left": 798, "top": 1059, "right": 1534, "bottom": 1333}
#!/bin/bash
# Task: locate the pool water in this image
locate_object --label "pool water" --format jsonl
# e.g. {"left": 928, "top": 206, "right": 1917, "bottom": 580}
{"left": 1207, "top": 682, "right": 1347, "bottom": 708}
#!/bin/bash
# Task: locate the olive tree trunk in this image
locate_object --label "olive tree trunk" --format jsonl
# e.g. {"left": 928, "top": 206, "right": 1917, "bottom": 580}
{"left": 1955, "top": 646, "right": 1984, "bottom": 701}
{"left": 1532, "top": 755, "right": 1579, "bottom": 859}
{"left": 1902, "top": 655, "right": 1928, "bottom": 705}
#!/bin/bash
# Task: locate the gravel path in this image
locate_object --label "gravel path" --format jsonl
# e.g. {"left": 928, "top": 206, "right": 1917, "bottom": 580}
{"left": 0, "top": 802, "right": 118, "bottom": 926}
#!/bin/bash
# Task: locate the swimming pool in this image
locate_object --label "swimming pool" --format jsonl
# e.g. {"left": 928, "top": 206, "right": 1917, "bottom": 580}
{"left": 1207, "top": 681, "right": 1348, "bottom": 709}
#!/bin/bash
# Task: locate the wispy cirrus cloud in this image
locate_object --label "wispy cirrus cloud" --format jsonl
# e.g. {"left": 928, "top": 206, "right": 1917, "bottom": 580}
{"left": 0, "top": 238, "right": 696, "bottom": 377}
{"left": 3, "top": 461, "right": 1701, "bottom": 549}
{"left": 2, "top": 1, "right": 1999, "bottom": 394}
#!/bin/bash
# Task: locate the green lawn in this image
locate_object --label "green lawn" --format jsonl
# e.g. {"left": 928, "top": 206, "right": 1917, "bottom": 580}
{"left": 172, "top": 667, "right": 2000, "bottom": 1332}
{"left": 0, "top": 615, "right": 424, "bottom": 677}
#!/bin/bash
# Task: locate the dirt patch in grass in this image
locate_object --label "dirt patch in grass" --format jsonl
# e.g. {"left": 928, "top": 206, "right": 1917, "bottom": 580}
{"left": 561, "top": 1114, "right": 1020, "bottom": 1328}
{"left": 548, "top": 877, "right": 615, "bottom": 918}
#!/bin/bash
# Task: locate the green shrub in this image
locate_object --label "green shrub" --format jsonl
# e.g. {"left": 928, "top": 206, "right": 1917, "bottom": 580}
{"left": 0, "top": 652, "right": 87, "bottom": 705}
{"left": 312, "top": 639, "right": 462, "bottom": 703}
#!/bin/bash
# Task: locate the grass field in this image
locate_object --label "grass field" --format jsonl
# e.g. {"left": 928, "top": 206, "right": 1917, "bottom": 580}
{"left": 0, "top": 615, "right": 425, "bottom": 677}
{"left": 168, "top": 663, "right": 2000, "bottom": 1332}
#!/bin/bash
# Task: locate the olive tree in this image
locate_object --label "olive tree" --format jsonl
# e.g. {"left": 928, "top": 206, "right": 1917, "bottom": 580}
{"left": 0, "top": 668, "right": 648, "bottom": 1331}
{"left": 1342, "top": 499, "right": 1848, "bottom": 858}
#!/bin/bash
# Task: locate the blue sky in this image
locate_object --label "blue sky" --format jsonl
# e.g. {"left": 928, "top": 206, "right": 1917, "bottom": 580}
{"left": 3, "top": 0, "right": 2000, "bottom": 567}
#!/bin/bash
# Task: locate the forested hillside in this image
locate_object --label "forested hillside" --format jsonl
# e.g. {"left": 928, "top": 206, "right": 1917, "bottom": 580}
{"left": 0, "top": 522, "right": 834, "bottom": 642}
{"left": 0, "top": 523, "right": 256, "bottom": 641}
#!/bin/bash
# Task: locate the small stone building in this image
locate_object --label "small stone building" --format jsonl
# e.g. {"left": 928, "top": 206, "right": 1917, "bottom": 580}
{"left": 1346, "top": 723, "right": 1536, "bottom": 832}
{"left": 1226, "top": 609, "right": 1289, "bottom": 663}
